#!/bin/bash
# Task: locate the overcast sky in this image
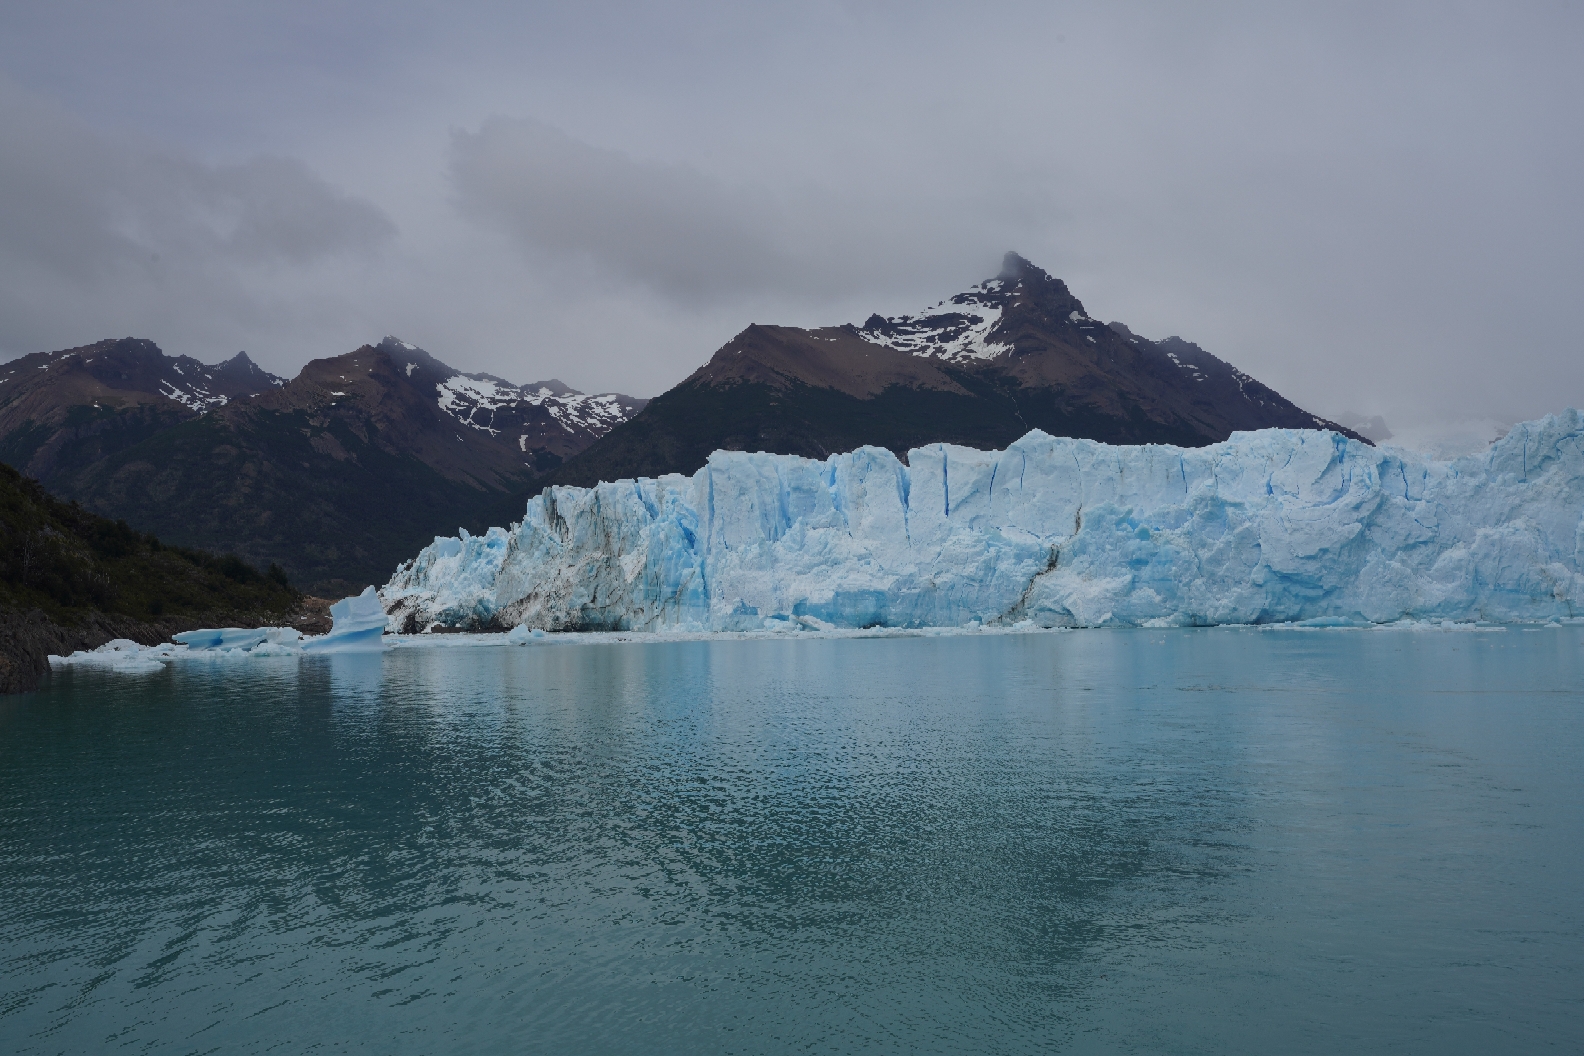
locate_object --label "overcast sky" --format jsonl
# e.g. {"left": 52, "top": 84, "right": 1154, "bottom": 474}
{"left": 1, "top": 1, "right": 1580, "bottom": 429}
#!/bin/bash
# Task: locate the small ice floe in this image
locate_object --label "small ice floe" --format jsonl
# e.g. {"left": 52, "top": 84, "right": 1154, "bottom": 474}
{"left": 172, "top": 627, "right": 269, "bottom": 651}
{"left": 302, "top": 586, "right": 387, "bottom": 653}
{"left": 171, "top": 626, "right": 303, "bottom": 658}
{"left": 504, "top": 625, "right": 550, "bottom": 644}
{"left": 49, "top": 638, "right": 178, "bottom": 675}
{"left": 46, "top": 586, "right": 399, "bottom": 678}
{"left": 50, "top": 624, "right": 309, "bottom": 678}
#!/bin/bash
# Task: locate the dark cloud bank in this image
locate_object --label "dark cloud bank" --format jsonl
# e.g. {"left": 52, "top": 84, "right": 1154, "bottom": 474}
{"left": 0, "top": 2, "right": 1581, "bottom": 434}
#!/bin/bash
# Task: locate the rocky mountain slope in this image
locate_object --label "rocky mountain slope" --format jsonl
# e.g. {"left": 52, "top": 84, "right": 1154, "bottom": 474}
{"left": 0, "top": 338, "right": 283, "bottom": 483}
{"left": 546, "top": 253, "right": 1362, "bottom": 489}
{"left": 0, "top": 336, "right": 644, "bottom": 593}
{"left": 0, "top": 460, "right": 305, "bottom": 694}
{"left": 4, "top": 254, "right": 1354, "bottom": 592}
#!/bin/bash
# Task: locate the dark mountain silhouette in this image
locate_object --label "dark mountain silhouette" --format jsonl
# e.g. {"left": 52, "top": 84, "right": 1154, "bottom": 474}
{"left": 0, "top": 337, "right": 644, "bottom": 593}
{"left": 3, "top": 254, "right": 1358, "bottom": 591}
{"left": 544, "top": 253, "right": 1363, "bottom": 489}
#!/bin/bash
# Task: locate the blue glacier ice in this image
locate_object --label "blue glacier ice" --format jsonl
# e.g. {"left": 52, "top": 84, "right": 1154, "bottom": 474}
{"left": 381, "top": 411, "right": 1584, "bottom": 632}
{"left": 51, "top": 586, "right": 391, "bottom": 677}
{"left": 172, "top": 627, "right": 270, "bottom": 651}
{"left": 303, "top": 586, "right": 388, "bottom": 652}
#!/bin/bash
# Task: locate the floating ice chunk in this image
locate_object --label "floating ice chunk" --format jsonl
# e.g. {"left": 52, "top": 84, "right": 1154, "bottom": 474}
{"left": 49, "top": 638, "right": 143, "bottom": 665}
{"left": 162, "top": 626, "right": 300, "bottom": 656}
{"left": 504, "top": 624, "right": 550, "bottom": 644}
{"left": 303, "top": 586, "right": 387, "bottom": 653}
{"left": 48, "top": 628, "right": 309, "bottom": 675}
{"left": 50, "top": 638, "right": 171, "bottom": 671}
{"left": 172, "top": 627, "right": 269, "bottom": 651}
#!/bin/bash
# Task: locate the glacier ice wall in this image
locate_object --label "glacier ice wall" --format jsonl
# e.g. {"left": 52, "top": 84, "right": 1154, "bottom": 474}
{"left": 382, "top": 411, "right": 1584, "bottom": 631}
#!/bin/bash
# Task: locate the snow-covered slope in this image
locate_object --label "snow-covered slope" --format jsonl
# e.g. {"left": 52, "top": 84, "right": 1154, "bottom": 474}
{"left": 0, "top": 340, "right": 283, "bottom": 413}
{"left": 383, "top": 410, "right": 1584, "bottom": 632}
{"left": 436, "top": 375, "right": 636, "bottom": 440}
{"left": 857, "top": 278, "right": 1014, "bottom": 361}
{"left": 854, "top": 264, "right": 1122, "bottom": 364}
{"left": 378, "top": 337, "right": 644, "bottom": 460}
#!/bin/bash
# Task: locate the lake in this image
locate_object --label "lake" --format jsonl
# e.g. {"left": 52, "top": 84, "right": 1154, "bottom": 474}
{"left": 2, "top": 627, "right": 1581, "bottom": 1054}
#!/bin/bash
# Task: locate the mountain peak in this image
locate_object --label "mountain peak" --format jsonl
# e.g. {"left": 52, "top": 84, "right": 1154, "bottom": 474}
{"left": 210, "top": 350, "right": 284, "bottom": 392}
{"left": 855, "top": 252, "right": 1087, "bottom": 363}
{"left": 997, "top": 251, "right": 1036, "bottom": 282}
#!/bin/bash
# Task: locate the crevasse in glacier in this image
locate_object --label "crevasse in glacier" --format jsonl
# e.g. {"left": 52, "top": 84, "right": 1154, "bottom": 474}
{"left": 381, "top": 410, "right": 1584, "bottom": 631}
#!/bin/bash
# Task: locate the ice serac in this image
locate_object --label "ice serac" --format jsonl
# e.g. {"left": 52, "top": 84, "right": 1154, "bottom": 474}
{"left": 304, "top": 586, "right": 388, "bottom": 651}
{"left": 382, "top": 411, "right": 1584, "bottom": 631}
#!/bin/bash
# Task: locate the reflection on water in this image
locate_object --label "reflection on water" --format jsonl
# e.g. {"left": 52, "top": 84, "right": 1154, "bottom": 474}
{"left": 2, "top": 629, "right": 1582, "bottom": 1054}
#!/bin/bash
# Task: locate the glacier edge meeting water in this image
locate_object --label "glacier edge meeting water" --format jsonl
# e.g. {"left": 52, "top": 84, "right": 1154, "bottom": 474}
{"left": 382, "top": 410, "right": 1584, "bottom": 633}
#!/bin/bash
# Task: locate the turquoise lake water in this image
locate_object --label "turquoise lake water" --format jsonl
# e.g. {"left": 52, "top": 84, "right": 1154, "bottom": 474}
{"left": 2, "top": 627, "right": 1581, "bottom": 1054}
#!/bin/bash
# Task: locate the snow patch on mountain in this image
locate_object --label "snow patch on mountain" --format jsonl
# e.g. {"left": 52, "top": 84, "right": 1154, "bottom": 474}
{"left": 858, "top": 279, "right": 1010, "bottom": 361}
{"left": 437, "top": 374, "right": 637, "bottom": 438}
{"left": 158, "top": 380, "right": 231, "bottom": 411}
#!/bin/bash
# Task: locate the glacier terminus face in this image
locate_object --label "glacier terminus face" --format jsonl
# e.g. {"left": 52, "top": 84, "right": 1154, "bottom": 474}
{"left": 381, "top": 410, "right": 1584, "bottom": 633}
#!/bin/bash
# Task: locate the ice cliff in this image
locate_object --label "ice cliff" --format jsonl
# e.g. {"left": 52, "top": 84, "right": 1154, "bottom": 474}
{"left": 382, "top": 410, "right": 1584, "bottom": 631}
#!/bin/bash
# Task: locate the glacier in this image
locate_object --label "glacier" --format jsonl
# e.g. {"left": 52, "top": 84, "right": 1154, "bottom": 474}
{"left": 382, "top": 410, "right": 1584, "bottom": 633}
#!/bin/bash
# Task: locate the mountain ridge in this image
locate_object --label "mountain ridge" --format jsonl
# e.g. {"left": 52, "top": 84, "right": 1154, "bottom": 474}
{"left": 540, "top": 253, "right": 1362, "bottom": 491}
{"left": 2, "top": 253, "right": 1359, "bottom": 589}
{"left": 0, "top": 336, "right": 645, "bottom": 592}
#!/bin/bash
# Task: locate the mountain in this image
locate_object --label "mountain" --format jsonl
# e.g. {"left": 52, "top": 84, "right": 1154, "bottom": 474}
{"left": 545, "top": 253, "right": 1363, "bottom": 489}
{"left": 3, "top": 255, "right": 1355, "bottom": 591}
{"left": 377, "top": 338, "right": 645, "bottom": 473}
{"left": 1, "top": 460, "right": 303, "bottom": 694}
{"left": 0, "top": 338, "right": 284, "bottom": 483}
{"left": 0, "top": 336, "right": 645, "bottom": 594}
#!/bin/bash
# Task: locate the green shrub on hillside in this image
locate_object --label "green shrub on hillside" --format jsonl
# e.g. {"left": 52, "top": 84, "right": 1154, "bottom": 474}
{"left": 0, "top": 462, "right": 298, "bottom": 624}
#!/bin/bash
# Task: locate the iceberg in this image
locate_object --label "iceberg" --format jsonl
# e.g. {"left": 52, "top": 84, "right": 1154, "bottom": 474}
{"left": 49, "top": 587, "right": 393, "bottom": 680}
{"left": 47, "top": 638, "right": 175, "bottom": 675}
{"left": 172, "top": 627, "right": 270, "bottom": 651}
{"left": 382, "top": 411, "right": 1584, "bottom": 632}
{"left": 49, "top": 627, "right": 306, "bottom": 673}
{"left": 303, "top": 586, "right": 387, "bottom": 652}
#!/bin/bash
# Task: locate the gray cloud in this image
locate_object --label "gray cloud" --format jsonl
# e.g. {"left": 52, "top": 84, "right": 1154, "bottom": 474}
{"left": 447, "top": 115, "right": 1040, "bottom": 309}
{"left": 0, "top": 79, "right": 394, "bottom": 359}
{"left": 194, "top": 156, "right": 397, "bottom": 265}
{"left": 451, "top": 117, "right": 792, "bottom": 304}
{"left": 0, "top": 2, "right": 1581, "bottom": 428}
